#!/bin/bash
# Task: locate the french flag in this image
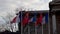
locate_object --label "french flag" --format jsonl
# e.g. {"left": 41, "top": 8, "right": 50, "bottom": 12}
{"left": 42, "top": 13, "right": 48, "bottom": 24}
{"left": 11, "top": 14, "right": 20, "bottom": 23}
{"left": 22, "top": 12, "right": 29, "bottom": 27}
{"left": 29, "top": 13, "right": 36, "bottom": 23}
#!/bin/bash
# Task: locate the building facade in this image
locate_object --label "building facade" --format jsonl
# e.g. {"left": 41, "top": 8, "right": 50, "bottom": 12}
{"left": 49, "top": 0, "right": 60, "bottom": 34}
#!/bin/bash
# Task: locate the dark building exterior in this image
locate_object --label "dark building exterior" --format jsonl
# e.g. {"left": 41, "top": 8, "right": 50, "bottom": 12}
{"left": 49, "top": 0, "right": 60, "bottom": 34}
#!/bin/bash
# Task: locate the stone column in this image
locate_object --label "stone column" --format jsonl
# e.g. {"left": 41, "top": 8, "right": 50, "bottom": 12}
{"left": 52, "top": 14, "right": 57, "bottom": 34}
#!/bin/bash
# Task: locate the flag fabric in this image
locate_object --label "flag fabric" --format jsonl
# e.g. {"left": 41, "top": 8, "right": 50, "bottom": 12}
{"left": 19, "top": 12, "right": 21, "bottom": 23}
{"left": 11, "top": 16, "right": 17, "bottom": 23}
{"left": 22, "top": 12, "right": 29, "bottom": 26}
{"left": 35, "top": 13, "right": 43, "bottom": 26}
{"left": 42, "top": 16, "right": 45, "bottom": 24}
{"left": 32, "top": 15, "right": 36, "bottom": 23}
{"left": 41, "top": 13, "right": 48, "bottom": 24}
{"left": 28, "top": 17, "right": 33, "bottom": 22}
{"left": 16, "top": 14, "right": 20, "bottom": 23}
{"left": 45, "top": 13, "right": 48, "bottom": 23}
{"left": 29, "top": 14, "right": 36, "bottom": 23}
{"left": 11, "top": 12, "right": 21, "bottom": 23}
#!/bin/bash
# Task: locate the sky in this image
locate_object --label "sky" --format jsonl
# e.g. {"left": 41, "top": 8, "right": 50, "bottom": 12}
{"left": 0, "top": 0, "right": 52, "bottom": 12}
{"left": 0, "top": 0, "right": 52, "bottom": 18}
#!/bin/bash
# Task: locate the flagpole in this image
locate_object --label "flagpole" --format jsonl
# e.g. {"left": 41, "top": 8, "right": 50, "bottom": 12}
{"left": 28, "top": 22, "right": 30, "bottom": 34}
{"left": 42, "top": 23, "right": 43, "bottom": 34}
{"left": 48, "top": 17, "right": 50, "bottom": 34}
{"left": 27, "top": 10, "right": 30, "bottom": 34}
{"left": 24, "top": 25, "right": 28, "bottom": 32}
{"left": 35, "top": 12, "right": 37, "bottom": 34}
{"left": 10, "top": 19, "right": 14, "bottom": 32}
{"left": 10, "top": 22, "right": 13, "bottom": 32}
{"left": 28, "top": 12, "right": 30, "bottom": 34}
{"left": 21, "top": 11, "right": 23, "bottom": 34}
{"left": 48, "top": 13, "right": 50, "bottom": 34}
{"left": 15, "top": 15, "right": 18, "bottom": 32}
{"left": 35, "top": 23, "right": 37, "bottom": 34}
{"left": 40, "top": 12, "right": 43, "bottom": 34}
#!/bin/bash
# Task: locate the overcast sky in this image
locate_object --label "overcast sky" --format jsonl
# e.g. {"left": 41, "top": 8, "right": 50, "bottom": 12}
{"left": 0, "top": 0, "right": 52, "bottom": 12}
